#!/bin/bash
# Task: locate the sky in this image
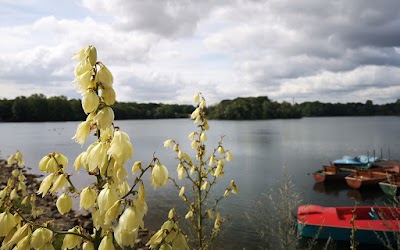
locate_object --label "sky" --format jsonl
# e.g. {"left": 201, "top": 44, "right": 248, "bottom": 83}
{"left": 1, "top": 0, "right": 400, "bottom": 105}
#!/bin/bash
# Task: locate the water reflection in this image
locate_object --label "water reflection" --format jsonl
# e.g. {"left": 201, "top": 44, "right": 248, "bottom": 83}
{"left": 313, "top": 181, "right": 391, "bottom": 203}
{"left": 313, "top": 182, "right": 348, "bottom": 196}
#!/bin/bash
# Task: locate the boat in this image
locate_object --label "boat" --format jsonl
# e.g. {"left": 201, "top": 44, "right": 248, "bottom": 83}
{"left": 379, "top": 173, "right": 400, "bottom": 196}
{"left": 312, "top": 155, "right": 382, "bottom": 183}
{"left": 345, "top": 170, "right": 392, "bottom": 189}
{"left": 312, "top": 165, "right": 355, "bottom": 183}
{"left": 332, "top": 155, "right": 381, "bottom": 169}
{"left": 297, "top": 204, "right": 400, "bottom": 245}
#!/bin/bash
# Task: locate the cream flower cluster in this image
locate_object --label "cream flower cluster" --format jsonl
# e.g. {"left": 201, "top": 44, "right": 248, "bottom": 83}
{"left": 0, "top": 152, "right": 54, "bottom": 249}
{"left": 147, "top": 208, "right": 189, "bottom": 250}
{"left": 0, "top": 45, "right": 174, "bottom": 250}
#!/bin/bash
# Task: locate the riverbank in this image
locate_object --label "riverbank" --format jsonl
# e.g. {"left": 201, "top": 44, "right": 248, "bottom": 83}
{"left": 0, "top": 158, "right": 151, "bottom": 249}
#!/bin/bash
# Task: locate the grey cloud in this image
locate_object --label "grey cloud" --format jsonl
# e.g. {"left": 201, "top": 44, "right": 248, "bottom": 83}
{"left": 83, "top": 0, "right": 229, "bottom": 37}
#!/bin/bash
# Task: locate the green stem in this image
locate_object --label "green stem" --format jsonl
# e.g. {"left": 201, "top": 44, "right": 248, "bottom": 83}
{"left": 93, "top": 229, "right": 102, "bottom": 250}
{"left": 121, "top": 162, "right": 153, "bottom": 200}
{"left": 197, "top": 168, "right": 203, "bottom": 249}
{"left": 12, "top": 207, "right": 93, "bottom": 242}
{"left": 66, "top": 175, "right": 78, "bottom": 193}
{"left": 197, "top": 132, "right": 206, "bottom": 249}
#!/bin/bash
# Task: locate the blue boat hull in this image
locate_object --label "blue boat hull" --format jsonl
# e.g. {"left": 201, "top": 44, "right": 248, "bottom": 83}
{"left": 298, "top": 222, "right": 396, "bottom": 245}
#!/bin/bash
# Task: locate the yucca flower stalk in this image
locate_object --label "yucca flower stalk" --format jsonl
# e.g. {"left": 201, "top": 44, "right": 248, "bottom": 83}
{"left": 0, "top": 46, "right": 170, "bottom": 250}
{"left": 163, "top": 93, "right": 238, "bottom": 249}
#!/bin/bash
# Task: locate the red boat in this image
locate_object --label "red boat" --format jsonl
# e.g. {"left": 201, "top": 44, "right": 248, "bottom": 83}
{"left": 313, "top": 165, "right": 355, "bottom": 183}
{"left": 297, "top": 205, "right": 400, "bottom": 245}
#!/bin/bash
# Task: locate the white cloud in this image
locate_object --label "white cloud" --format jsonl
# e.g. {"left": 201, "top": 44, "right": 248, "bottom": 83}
{"left": 1, "top": 0, "right": 400, "bottom": 104}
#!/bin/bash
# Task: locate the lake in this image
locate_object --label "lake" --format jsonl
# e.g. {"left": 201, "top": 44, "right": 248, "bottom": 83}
{"left": 1, "top": 116, "right": 400, "bottom": 248}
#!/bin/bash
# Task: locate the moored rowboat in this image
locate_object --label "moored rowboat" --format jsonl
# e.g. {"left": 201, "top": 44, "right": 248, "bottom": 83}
{"left": 345, "top": 170, "right": 391, "bottom": 189}
{"left": 297, "top": 205, "right": 400, "bottom": 245}
{"left": 312, "top": 165, "right": 354, "bottom": 183}
{"left": 379, "top": 174, "right": 400, "bottom": 196}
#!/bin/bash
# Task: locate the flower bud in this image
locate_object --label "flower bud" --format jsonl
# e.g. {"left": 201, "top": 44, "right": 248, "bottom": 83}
{"left": 94, "top": 107, "right": 114, "bottom": 130}
{"left": 72, "top": 46, "right": 90, "bottom": 61}
{"left": 218, "top": 146, "right": 225, "bottom": 154}
{"left": 107, "top": 130, "right": 133, "bottom": 165}
{"left": 172, "top": 232, "right": 190, "bottom": 250}
{"left": 82, "top": 89, "right": 99, "bottom": 114}
{"left": 214, "top": 212, "right": 221, "bottom": 229}
{"left": 209, "top": 155, "right": 216, "bottom": 166}
{"left": 31, "top": 228, "right": 53, "bottom": 249}
{"left": 163, "top": 139, "right": 174, "bottom": 148}
{"left": 193, "top": 93, "right": 200, "bottom": 103}
{"left": 61, "top": 227, "right": 82, "bottom": 250}
{"left": 226, "top": 150, "right": 233, "bottom": 162}
{"left": 15, "top": 151, "right": 24, "bottom": 166}
{"left": 11, "top": 169, "right": 19, "bottom": 177}
{"left": 223, "top": 189, "right": 229, "bottom": 197}
{"left": 37, "top": 173, "right": 54, "bottom": 197}
{"left": 49, "top": 174, "right": 69, "bottom": 194}
{"left": 104, "top": 200, "right": 121, "bottom": 225}
{"left": 179, "top": 186, "right": 185, "bottom": 197}
{"left": 57, "top": 193, "right": 73, "bottom": 215}
{"left": 190, "top": 107, "right": 200, "bottom": 119}
{"left": 118, "top": 206, "right": 144, "bottom": 231}
{"left": 132, "top": 161, "right": 142, "bottom": 174}
{"left": 16, "top": 235, "right": 31, "bottom": 249}
{"left": 74, "top": 152, "right": 85, "bottom": 171}
{"left": 201, "top": 181, "right": 208, "bottom": 190}
{"left": 214, "top": 163, "right": 223, "bottom": 178}
{"left": 54, "top": 153, "right": 68, "bottom": 171}
{"left": 7, "top": 154, "right": 15, "bottom": 165}
{"left": 230, "top": 180, "right": 239, "bottom": 194}
{"left": 74, "top": 57, "right": 92, "bottom": 77}
{"left": 188, "top": 132, "right": 196, "bottom": 140}
{"left": 102, "top": 87, "right": 116, "bottom": 105}
{"left": 177, "top": 163, "right": 184, "bottom": 180}
{"left": 168, "top": 208, "right": 175, "bottom": 220}
{"left": 185, "top": 210, "right": 193, "bottom": 219}
{"left": 98, "top": 185, "right": 118, "bottom": 214}
{"left": 150, "top": 162, "right": 169, "bottom": 189}
{"left": 200, "top": 132, "right": 207, "bottom": 142}
{"left": 10, "top": 188, "right": 18, "bottom": 200}
{"left": 99, "top": 234, "right": 115, "bottom": 250}
{"left": 0, "top": 211, "right": 16, "bottom": 236}
{"left": 114, "top": 224, "right": 138, "bottom": 248}
{"left": 72, "top": 120, "right": 91, "bottom": 146}
{"left": 96, "top": 63, "right": 113, "bottom": 88}
{"left": 39, "top": 155, "right": 51, "bottom": 172}
{"left": 7, "top": 223, "right": 31, "bottom": 247}
{"left": 73, "top": 69, "right": 92, "bottom": 93}
{"left": 147, "top": 230, "right": 165, "bottom": 249}
{"left": 88, "top": 142, "right": 110, "bottom": 175}
{"left": 88, "top": 45, "right": 97, "bottom": 66}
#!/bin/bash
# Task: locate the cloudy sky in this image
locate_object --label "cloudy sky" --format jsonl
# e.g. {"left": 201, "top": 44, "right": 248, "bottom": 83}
{"left": 1, "top": 0, "right": 400, "bottom": 105}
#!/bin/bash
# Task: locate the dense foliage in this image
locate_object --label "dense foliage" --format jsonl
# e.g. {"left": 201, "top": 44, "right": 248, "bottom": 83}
{"left": 207, "top": 97, "right": 400, "bottom": 120}
{"left": 0, "top": 94, "right": 194, "bottom": 122}
{"left": 1, "top": 94, "right": 399, "bottom": 122}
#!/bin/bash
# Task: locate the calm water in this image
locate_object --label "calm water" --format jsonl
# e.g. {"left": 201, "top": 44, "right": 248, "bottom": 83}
{"left": 1, "top": 116, "right": 400, "bottom": 249}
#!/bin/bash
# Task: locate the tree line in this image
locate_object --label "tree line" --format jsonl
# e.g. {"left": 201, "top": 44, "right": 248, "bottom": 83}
{"left": 0, "top": 94, "right": 194, "bottom": 122}
{"left": 0, "top": 94, "right": 399, "bottom": 122}
{"left": 207, "top": 96, "right": 400, "bottom": 119}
